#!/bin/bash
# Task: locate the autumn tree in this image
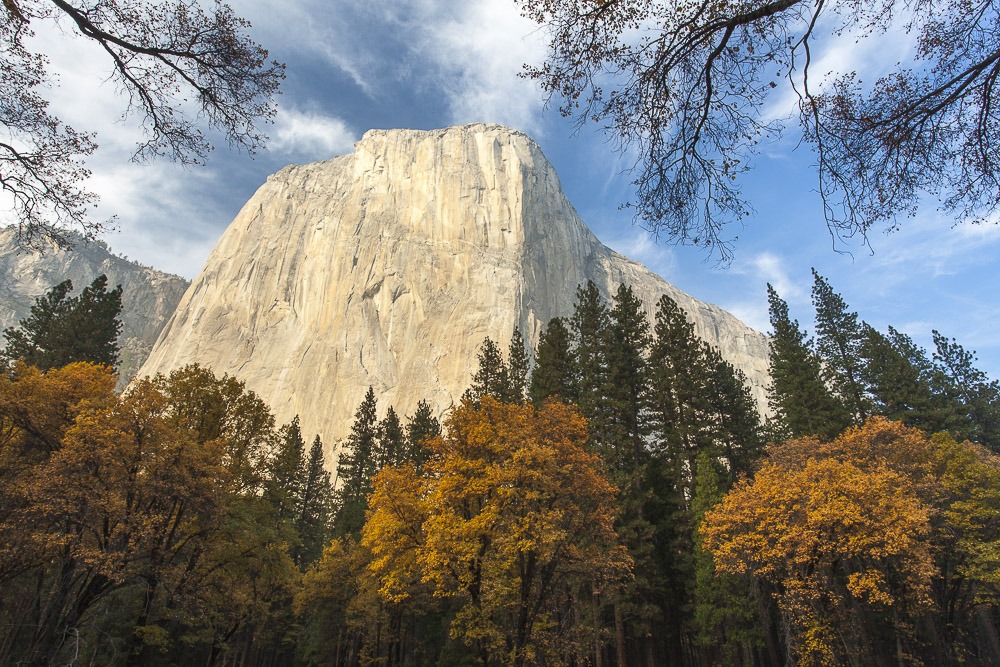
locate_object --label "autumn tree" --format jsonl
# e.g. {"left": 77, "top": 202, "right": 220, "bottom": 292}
{"left": 704, "top": 418, "right": 1000, "bottom": 664}
{"left": 1, "top": 0, "right": 284, "bottom": 246}
{"left": 2, "top": 275, "right": 122, "bottom": 370}
{"left": 364, "top": 398, "right": 631, "bottom": 666}
{"left": 518, "top": 0, "right": 1000, "bottom": 260}
{"left": 0, "top": 362, "right": 297, "bottom": 665}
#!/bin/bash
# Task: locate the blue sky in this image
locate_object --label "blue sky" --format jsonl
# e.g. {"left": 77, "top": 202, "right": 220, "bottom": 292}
{"left": 19, "top": 0, "right": 1000, "bottom": 378}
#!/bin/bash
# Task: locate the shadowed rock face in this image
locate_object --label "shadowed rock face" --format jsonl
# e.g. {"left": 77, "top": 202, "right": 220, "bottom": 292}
{"left": 139, "top": 124, "right": 771, "bottom": 460}
{"left": 0, "top": 228, "right": 189, "bottom": 386}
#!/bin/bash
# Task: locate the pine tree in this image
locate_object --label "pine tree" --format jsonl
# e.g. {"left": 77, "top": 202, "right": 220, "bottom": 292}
{"left": 811, "top": 269, "right": 871, "bottom": 423}
{"left": 404, "top": 399, "right": 440, "bottom": 470}
{"left": 2, "top": 275, "right": 123, "bottom": 370}
{"left": 931, "top": 331, "right": 1000, "bottom": 452}
{"left": 529, "top": 316, "right": 576, "bottom": 406}
{"left": 691, "top": 452, "right": 759, "bottom": 662}
{"left": 570, "top": 281, "right": 610, "bottom": 441}
{"left": 504, "top": 328, "right": 529, "bottom": 404}
{"left": 296, "top": 435, "right": 333, "bottom": 566}
{"left": 603, "top": 283, "right": 651, "bottom": 474}
{"left": 376, "top": 406, "right": 406, "bottom": 469}
{"left": 767, "top": 284, "right": 850, "bottom": 440}
{"left": 463, "top": 338, "right": 507, "bottom": 405}
{"left": 703, "top": 353, "right": 764, "bottom": 480}
{"left": 648, "top": 293, "right": 713, "bottom": 472}
{"left": 269, "top": 416, "right": 306, "bottom": 519}
{"left": 334, "top": 387, "right": 379, "bottom": 536}
{"left": 644, "top": 293, "right": 743, "bottom": 664}
{"left": 860, "top": 325, "right": 948, "bottom": 432}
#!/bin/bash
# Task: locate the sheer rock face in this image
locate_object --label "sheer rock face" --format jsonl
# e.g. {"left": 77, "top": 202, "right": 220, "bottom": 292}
{"left": 139, "top": 124, "right": 771, "bottom": 458}
{"left": 0, "top": 228, "right": 190, "bottom": 386}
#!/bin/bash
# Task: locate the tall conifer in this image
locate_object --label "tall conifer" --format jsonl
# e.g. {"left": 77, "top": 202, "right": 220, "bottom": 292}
{"left": 570, "top": 281, "right": 610, "bottom": 442}
{"left": 334, "top": 386, "right": 379, "bottom": 536}
{"left": 811, "top": 269, "right": 871, "bottom": 422}
{"left": 376, "top": 406, "right": 406, "bottom": 468}
{"left": 463, "top": 338, "right": 507, "bottom": 405}
{"left": 505, "top": 328, "right": 530, "bottom": 404}
{"left": 604, "top": 284, "right": 651, "bottom": 473}
{"left": 529, "top": 316, "right": 576, "bottom": 405}
{"left": 297, "top": 435, "right": 333, "bottom": 566}
{"left": 269, "top": 416, "right": 306, "bottom": 519}
{"left": 932, "top": 331, "right": 1000, "bottom": 451}
{"left": 860, "top": 325, "right": 945, "bottom": 431}
{"left": 404, "top": 399, "right": 440, "bottom": 470}
{"left": 3, "top": 275, "right": 123, "bottom": 370}
{"left": 648, "top": 293, "right": 712, "bottom": 471}
{"left": 767, "top": 284, "right": 850, "bottom": 439}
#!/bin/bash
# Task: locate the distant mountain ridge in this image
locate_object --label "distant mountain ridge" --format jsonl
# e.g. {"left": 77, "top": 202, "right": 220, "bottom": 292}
{"left": 0, "top": 228, "right": 190, "bottom": 385}
{"left": 138, "top": 124, "right": 772, "bottom": 457}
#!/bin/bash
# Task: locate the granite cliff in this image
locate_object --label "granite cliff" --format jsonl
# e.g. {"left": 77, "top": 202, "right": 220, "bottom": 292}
{"left": 0, "top": 229, "right": 189, "bottom": 385}
{"left": 139, "top": 124, "right": 771, "bottom": 455}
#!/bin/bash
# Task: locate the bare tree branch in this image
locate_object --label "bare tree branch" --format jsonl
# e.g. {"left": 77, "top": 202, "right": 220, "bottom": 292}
{"left": 519, "top": 0, "right": 1000, "bottom": 261}
{"left": 0, "top": 0, "right": 284, "bottom": 247}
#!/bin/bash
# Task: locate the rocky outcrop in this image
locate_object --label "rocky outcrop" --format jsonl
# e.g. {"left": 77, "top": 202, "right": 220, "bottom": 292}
{"left": 139, "top": 124, "right": 771, "bottom": 458}
{"left": 0, "top": 228, "right": 189, "bottom": 384}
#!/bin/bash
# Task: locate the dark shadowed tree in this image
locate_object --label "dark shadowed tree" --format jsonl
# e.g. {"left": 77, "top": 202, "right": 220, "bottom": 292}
{"left": 2, "top": 275, "right": 122, "bottom": 370}
{"left": 376, "top": 406, "right": 406, "bottom": 469}
{"left": 529, "top": 316, "right": 576, "bottom": 406}
{"left": 404, "top": 399, "right": 440, "bottom": 471}
{"left": 766, "top": 284, "right": 849, "bottom": 440}
{"left": 334, "top": 387, "right": 379, "bottom": 536}
{"left": 463, "top": 337, "right": 507, "bottom": 406}
{"left": 296, "top": 435, "right": 333, "bottom": 567}
{"left": 571, "top": 281, "right": 610, "bottom": 441}
{"left": 504, "top": 327, "right": 530, "bottom": 404}
{"left": 603, "top": 283, "right": 651, "bottom": 474}
{"left": 811, "top": 270, "right": 870, "bottom": 423}
{"left": 931, "top": 331, "right": 1000, "bottom": 452}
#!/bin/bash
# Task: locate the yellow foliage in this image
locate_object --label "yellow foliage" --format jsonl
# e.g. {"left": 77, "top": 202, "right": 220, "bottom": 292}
{"left": 702, "top": 417, "right": 1000, "bottom": 665}
{"left": 361, "top": 397, "right": 630, "bottom": 666}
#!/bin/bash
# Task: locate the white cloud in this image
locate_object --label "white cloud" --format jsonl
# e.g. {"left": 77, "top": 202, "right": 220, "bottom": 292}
{"left": 732, "top": 251, "right": 802, "bottom": 303}
{"left": 425, "top": 1, "right": 548, "bottom": 132}
{"left": 271, "top": 107, "right": 357, "bottom": 160}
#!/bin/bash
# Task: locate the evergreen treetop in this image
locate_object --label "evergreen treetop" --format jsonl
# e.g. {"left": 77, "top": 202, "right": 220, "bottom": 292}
{"left": 529, "top": 316, "right": 577, "bottom": 406}
{"left": 766, "top": 283, "right": 850, "bottom": 440}
{"left": 2, "top": 275, "right": 123, "bottom": 370}
{"left": 811, "top": 269, "right": 871, "bottom": 422}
